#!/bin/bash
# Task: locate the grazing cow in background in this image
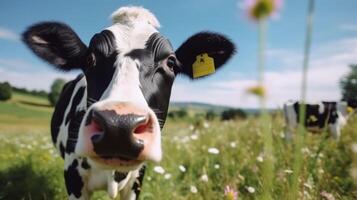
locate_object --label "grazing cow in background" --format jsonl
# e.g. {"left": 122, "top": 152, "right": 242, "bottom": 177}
{"left": 283, "top": 100, "right": 356, "bottom": 140}
{"left": 22, "top": 6, "right": 235, "bottom": 200}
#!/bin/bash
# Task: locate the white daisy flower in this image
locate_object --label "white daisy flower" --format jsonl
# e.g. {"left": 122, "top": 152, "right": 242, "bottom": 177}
{"left": 190, "top": 185, "right": 198, "bottom": 193}
{"left": 164, "top": 173, "right": 172, "bottom": 180}
{"left": 246, "top": 186, "right": 255, "bottom": 193}
{"left": 153, "top": 166, "right": 165, "bottom": 174}
{"left": 179, "top": 165, "right": 186, "bottom": 172}
{"left": 208, "top": 147, "right": 220, "bottom": 154}
{"left": 230, "top": 142, "right": 237, "bottom": 148}
{"left": 200, "top": 174, "right": 209, "bottom": 182}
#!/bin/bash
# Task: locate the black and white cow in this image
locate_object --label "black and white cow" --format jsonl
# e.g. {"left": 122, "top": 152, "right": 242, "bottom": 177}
{"left": 283, "top": 100, "right": 356, "bottom": 140}
{"left": 22, "top": 6, "right": 235, "bottom": 200}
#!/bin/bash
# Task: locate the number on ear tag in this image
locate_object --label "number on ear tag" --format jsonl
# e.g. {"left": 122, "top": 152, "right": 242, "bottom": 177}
{"left": 192, "top": 53, "right": 215, "bottom": 78}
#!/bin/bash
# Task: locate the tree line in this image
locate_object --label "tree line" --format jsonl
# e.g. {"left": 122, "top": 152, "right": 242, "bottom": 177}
{"left": 1, "top": 64, "right": 357, "bottom": 106}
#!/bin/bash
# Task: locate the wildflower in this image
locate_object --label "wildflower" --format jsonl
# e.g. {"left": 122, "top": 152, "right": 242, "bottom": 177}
{"left": 224, "top": 185, "right": 238, "bottom": 200}
{"left": 230, "top": 142, "right": 237, "bottom": 148}
{"left": 147, "top": 176, "right": 152, "bottom": 181}
{"left": 320, "top": 191, "right": 335, "bottom": 200}
{"left": 214, "top": 164, "right": 220, "bottom": 169}
{"left": 246, "top": 85, "right": 266, "bottom": 98}
{"left": 190, "top": 134, "right": 198, "bottom": 140}
{"left": 203, "top": 122, "right": 210, "bottom": 128}
{"left": 256, "top": 155, "right": 264, "bottom": 162}
{"left": 190, "top": 185, "right": 198, "bottom": 193}
{"left": 284, "top": 169, "right": 293, "bottom": 174}
{"left": 208, "top": 147, "right": 220, "bottom": 154}
{"left": 164, "top": 173, "right": 172, "bottom": 180}
{"left": 303, "top": 183, "right": 312, "bottom": 190}
{"left": 301, "top": 147, "right": 310, "bottom": 154}
{"left": 153, "top": 166, "right": 165, "bottom": 174}
{"left": 246, "top": 186, "right": 256, "bottom": 193}
{"left": 243, "top": 0, "right": 283, "bottom": 21}
{"left": 200, "top": 174, "right": 209, "bottom": 182}
{"left": 179, "top": 165, "right": 186, "bottom": 172}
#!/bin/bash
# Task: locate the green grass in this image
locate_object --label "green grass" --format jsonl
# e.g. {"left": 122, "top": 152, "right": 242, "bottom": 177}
{"left": 0, "top": 92, "right": 52, "bottom": 133}
{"left": 0, "top": 94, "right": 356, "bottom": 199}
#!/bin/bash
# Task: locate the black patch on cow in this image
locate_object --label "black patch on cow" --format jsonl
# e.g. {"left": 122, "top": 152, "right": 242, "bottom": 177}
{"left": 22, "top": 22, "right": 87, "bottom": 71}
{"left": 59, "top": 142, "right": 65, "bottom": 159}
{"left": 126, "top": 33, "right": 176, "bottom": 129}
{"left": 114, "top": 171, "right": 128, "bottom": 183}
{"left": 293, "top": 102, "right": 338, "bottom": 128}
{"left": 84, "top": 30, "right": 118, "bottom": 102}
{"left": 65, "top": 86, "right": 86, "bottom": 125}
{"left": 175, "top": 32, "right": 236, "bottom": 79}
{"left": 145, "top": 33, "right": 173, "bottom": 62}
{"left": 132, "top": 166, "right": 146, "bottom": 197}
{"left": 81, "top": 158, "right": 91, "bottom": 170}
{"left": 66, "top": 110, "right": 86, "bottom": 154}
{"left": 64, "top": 159, "right": 83, "bottom": 198}
{"left": 51, "top": 74, "right": 83, "bottom": 145}
{"left": 89, "top": 30, "right": 116, "bottom": 58}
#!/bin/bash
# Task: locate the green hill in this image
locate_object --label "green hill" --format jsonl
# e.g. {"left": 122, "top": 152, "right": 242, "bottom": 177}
{"left": 0, "top": 92, "right": 52, "bottom": 133}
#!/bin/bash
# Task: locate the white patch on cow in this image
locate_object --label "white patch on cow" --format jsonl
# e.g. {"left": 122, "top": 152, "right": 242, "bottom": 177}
{"left": 99, "top": 57, "right": 147, "bottom": 105}
{"left": 283, "top": 100, "right": 298, "bottom": 140}
{"left": 120, "top": 170, "right": 140, "bottom": 199}
{"left": 56, "top": 76, "right": 87, "bottom": 154}
{"left": 318, "top": 102, "right": 325, "bottom": 114}
{"left": 87, "top": 168, "right": 107, "bottom": 191}
{"left": 111, "top": 6, "right": 160, "bottom": 29}
{"left": 107, "top": 171, "right": 119, "bottom": 199}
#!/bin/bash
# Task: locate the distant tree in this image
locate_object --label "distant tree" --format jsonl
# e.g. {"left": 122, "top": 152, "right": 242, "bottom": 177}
{"left": 205, "top": 110, "right": 217, "bottom": 120}
{"left": 176, "top": 109, "right": 188, "bottom": 118}
{"left": 340, "top": 64, "right": 357, "bottom": 101}
{"left": 221, "top": 108, "right": 247, "bottom": 120}
{"left": 0, "top": 82, "right": 12, "bottom": 101}
{"left": 48, "top": 79, "right": 66, "bottom": 106}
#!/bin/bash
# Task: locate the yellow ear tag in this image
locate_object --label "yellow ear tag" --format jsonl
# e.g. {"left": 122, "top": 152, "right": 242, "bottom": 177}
{"left": 192, "top": 53, "right": 215, "bottom": 78}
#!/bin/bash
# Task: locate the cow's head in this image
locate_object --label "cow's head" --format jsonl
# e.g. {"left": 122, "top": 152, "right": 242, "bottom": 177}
{"left": 23, "top": 7, "right": 235, "bottom": 171}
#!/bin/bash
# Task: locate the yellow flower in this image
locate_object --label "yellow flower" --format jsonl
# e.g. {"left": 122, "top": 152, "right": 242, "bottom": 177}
{"left": 244, "top": 0, "right": 283, "bottom": 21}
{"left": 224, "top": 185, "right": 238, "bottom": 200}
{"left": 247, "top": 85, "right": 266, "bottom": 98}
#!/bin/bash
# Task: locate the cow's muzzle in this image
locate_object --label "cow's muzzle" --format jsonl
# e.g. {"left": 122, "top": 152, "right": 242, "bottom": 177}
{"left": 79, "top": 102, "right": 161, "bottom": 167}
{"left": 91, "top": 109, "right": 149, "bottom": 160}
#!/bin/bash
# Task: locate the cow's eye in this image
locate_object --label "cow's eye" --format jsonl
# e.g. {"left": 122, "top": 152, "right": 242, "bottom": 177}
{"left": 166, "top": 56, "right": 176, "bottom": 70}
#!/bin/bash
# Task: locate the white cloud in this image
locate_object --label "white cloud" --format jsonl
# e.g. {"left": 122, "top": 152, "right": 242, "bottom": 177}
{"left": 339, "top": 24, "right": 357, "bottom": 32}
{"left": 0, "top": 67, "right": 78, "bottom": 91}
{"left": 0, "top": 27, "right": 19, "bottom": 42}
{"left": 171, "top": 37, "right": 357, "bottom": 108}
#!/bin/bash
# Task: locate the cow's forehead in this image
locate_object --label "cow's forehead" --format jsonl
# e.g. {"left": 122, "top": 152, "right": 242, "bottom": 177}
{"left": 106, "top": 23, "right": 159, "bottom": 55}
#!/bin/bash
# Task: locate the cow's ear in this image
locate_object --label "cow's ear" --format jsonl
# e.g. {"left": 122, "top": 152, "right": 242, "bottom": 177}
{"left": 22, "top": 22, "right": 88, "bottom": 71}
{"left": 175, "top": 32, "right": 236, "bottom": 79}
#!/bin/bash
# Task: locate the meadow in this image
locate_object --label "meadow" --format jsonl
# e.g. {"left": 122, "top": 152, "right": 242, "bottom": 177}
{"left": 0, "top": 92, "right": 356, "bottom": 199}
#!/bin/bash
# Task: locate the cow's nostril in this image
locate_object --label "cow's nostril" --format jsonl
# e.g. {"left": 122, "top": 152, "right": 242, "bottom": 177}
{"left": 134, "top": 117, "right": 151, "bottom": 134}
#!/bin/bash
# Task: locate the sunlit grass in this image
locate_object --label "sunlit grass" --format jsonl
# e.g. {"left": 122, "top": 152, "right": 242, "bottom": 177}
{"left": 0, "top": 113, "right": 356, "bottom": 199}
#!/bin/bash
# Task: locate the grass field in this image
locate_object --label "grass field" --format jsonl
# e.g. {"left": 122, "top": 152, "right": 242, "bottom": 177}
{"left": 0, "top": 93, "right": 356, "bottom": 199}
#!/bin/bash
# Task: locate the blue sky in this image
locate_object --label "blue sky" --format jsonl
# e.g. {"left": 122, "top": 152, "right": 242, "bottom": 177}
{"left": 1, "top": 0, "right": 357, "bottom": 108}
